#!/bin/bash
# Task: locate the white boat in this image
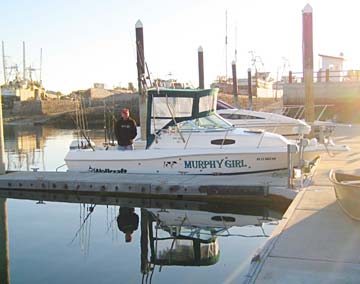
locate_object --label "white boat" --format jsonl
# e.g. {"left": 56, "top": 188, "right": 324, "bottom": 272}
{"left": 329, "top": 170, "right": 360, "bottom": 221}
{"left": 144, "top": 207, "right": 279, "bottom": 267}
{"left": 216, "top": 102, "right": 350, "bottom": 157}
{"left": 217, "top": 107, "right": 311, "bottom": 138}
{"left": 65, "top": 88, "right": 300, "bottom": 175}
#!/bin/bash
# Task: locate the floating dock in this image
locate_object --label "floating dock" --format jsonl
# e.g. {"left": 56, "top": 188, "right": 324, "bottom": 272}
{"left": 0, "top": 169, "right": 296, "bottom": 205}
{"left": 246, "top": 125, "right": 360, "bottom": 284}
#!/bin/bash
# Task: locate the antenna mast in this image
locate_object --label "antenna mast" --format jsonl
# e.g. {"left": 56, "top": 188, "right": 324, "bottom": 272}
{"left": 234, "top": 24, "right": 238, "bottom": 63}
{"left": 225, "top": 10, "right": 228, "bottom": 80}
{"left": 39, "top": 48, "right": 42, "bottom": 84}
{"left": 1, "top": 41, "right": 6, "bottom": 84}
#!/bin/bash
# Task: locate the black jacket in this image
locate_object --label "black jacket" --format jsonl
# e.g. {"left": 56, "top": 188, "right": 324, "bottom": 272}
{"left": 115, "top": 117, "right": 137, "bottom": 146}
{"left": 117, "top": 207, "right": 139, "bottom": 234}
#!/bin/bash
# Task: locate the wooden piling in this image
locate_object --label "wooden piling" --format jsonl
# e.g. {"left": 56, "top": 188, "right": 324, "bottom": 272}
{"left": 198, "top": 46, "right": 204, "bottom": 89}
{"left": 232, "top": 61, "right": 239, "bottom": 108}
{"left": 0, "top": 199, "right": 10, "bottom": 284}
{"left": 136, "top": 20, "right": 147, "bottom": 140}
{"left": 0, "top": 57, "right": 9, "bottom": 283}
{"left": 247, "top": 68, "right": 253, "bottom": 110}
{"left": 302, "top": 4, "right": 315, "bottom": 124}
{"left": 325, "top": 68, "right": 330, "bottom": 82}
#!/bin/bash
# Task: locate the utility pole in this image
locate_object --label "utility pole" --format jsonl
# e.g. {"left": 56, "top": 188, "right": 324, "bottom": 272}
{"left": 302, "top": 4, "right": 315, "bottom": 125}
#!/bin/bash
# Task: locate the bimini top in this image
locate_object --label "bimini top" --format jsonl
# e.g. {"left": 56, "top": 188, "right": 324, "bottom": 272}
{"left": 146, "top": 88, "right": 219, "bottom": 147}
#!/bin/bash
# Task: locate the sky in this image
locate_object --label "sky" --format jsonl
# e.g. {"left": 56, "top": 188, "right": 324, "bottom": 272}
{"left": 1, "top": 0, "right": 360, "bottom": 94}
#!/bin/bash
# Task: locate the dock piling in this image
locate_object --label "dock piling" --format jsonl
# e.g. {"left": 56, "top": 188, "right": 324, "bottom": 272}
{"left": 135, "top": 20, "right": 147, "bottom": 141}
{"left": 232, "top": 61, "right": 239, "bottom": 108}
{"left": 198, "top": 46, "right": 204, "bottom": 89}
{"left": 247, "top": 68, "right": 253, "bottom": 110}
{"left": 302, "top": 4, "right": 315, "bottom": 125}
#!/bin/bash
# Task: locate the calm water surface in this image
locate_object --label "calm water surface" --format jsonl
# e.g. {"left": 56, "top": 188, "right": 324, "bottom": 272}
{"left": 1, "top": 125, "right": 286, "bottom": 284}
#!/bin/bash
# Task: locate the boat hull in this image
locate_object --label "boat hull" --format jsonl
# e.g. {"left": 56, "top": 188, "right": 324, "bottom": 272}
{"left": 329, "top": 170, "right": 360, "bottom": 220}
{"left": 65, "top": 148, "right": 289, "bottom": 175}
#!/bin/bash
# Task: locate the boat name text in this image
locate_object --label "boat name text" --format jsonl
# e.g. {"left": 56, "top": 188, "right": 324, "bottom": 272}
{"left": 184, "top": 159, "right": 247, "bottom": 169}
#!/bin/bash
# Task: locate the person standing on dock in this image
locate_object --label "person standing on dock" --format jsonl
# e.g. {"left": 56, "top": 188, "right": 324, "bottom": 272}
{"left": 115, "top": 108, "right": 137, "bottom": 150}
{"left": 117, "top": 207, "right": 139, "bottom": 243}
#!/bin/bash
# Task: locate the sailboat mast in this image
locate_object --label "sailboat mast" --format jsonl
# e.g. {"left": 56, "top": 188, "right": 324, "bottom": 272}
{"left": 1, "top": 41, "right": 6, "bottom": 84}
{"left": 39, "top": 48, "right": 42, "bottom": 84}
{"left": 225, "top": 10, "right": 228, "bottom": 80}
{"left": 22, "top": 41, "right": 26, "bottom": 81}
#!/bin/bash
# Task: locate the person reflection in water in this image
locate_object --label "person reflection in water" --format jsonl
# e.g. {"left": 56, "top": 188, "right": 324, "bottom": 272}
{"left": 117, "top": 207, "right": 139, "bottom": 243}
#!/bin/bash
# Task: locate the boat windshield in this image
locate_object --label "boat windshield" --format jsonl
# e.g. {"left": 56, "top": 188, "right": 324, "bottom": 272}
{"left": 177, "top": 114, "right": 233, "bottom": 131}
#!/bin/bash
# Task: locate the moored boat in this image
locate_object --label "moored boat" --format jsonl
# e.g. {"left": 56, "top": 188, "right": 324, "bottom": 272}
{"left": 65, "top": 88, "right": 298, "bottom": 175}
{"left": 329, "top": 170, "right": 360, "bottom": 220}
{"left": 217, "top": 108, "right": 311, "bottom": 138}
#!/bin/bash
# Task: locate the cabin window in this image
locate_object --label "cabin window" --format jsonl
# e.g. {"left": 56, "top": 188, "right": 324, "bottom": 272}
{"left": 220, "top": 113, "right": 265, "bottom": 120}
{"left": 211, "top": 216, "right": 236, "bottom": 222}
{"left": 153, "top": 97, "right": 193, "bottom": 117}
{"left": 178, "top": 114, "right": 233, "bottom": 131}
{"left": 211, "top": 139, "right": 235, "bottom": 145}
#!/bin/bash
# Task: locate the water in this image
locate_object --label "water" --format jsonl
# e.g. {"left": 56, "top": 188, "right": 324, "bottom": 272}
{"left": 1, "top": 125, "right": 287, "bottom": 284}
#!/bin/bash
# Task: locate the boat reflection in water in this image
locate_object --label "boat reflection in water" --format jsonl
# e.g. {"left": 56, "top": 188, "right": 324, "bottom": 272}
{"left": 3, "top": 125, "right": 74, "bottom": 171}
{"left": 0, "top": 188, "right": 287, "bottom": 283}
{"left": 139, "top": 205, "right": 281, "bottom": 282}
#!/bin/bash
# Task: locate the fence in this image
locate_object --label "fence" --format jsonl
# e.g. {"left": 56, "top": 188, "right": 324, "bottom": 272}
{"left": 285, "top": 69, "right": 360, "bottom": 84}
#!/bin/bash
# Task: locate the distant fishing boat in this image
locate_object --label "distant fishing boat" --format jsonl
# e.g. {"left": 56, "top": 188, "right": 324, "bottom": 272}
{"left": 329, "top": 170, "right": 360, "bottom": 220}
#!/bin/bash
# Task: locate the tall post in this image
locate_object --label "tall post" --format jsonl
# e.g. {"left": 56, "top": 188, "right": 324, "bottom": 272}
{"left": 288, "top": 71, "right": 293, "bottom": 83}
{"left": 0, "top": 84, "right": 5, "bottom": 175}
{"left": 2, "top": 41, "right": 6, "bottom": 84}
{"left": 0, "top": 84, "right": 8, "bottom": 282}
{"left": 140, "top": 209, "right": 149, "bottom": 274}
{"left": 302, "top": 4, "right": 315, "bottom": 124}
{"left": 232, "top": 61, "right": 239, "bottom": 108}
{"left": 198, "top": 46, "right": 204, "bottom": 89}
{"left": 0, "top": 198, "right": 10, "bottom": 284}
{"left": 325, "top": 68, "right": 330, "bottom": 82}
{"left": 23, "top": 41, "right": 26, "bottom": 81}
{"left": 247, "top": 68, "right": 253, "bottom": 110}
{"left": 135, "top": 20, "right": 147, "bottom": 141}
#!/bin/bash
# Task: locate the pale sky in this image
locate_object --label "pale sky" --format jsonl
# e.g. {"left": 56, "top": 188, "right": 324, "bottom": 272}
{"left": 1, "top": 0, "right": 359, "bottom": 94}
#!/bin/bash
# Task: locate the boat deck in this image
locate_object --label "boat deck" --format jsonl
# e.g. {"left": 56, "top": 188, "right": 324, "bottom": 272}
{"left": 247, "top": 125, "right": 360, "bottom": 284}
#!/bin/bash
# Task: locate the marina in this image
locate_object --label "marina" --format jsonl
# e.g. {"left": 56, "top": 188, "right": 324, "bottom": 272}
{"left": 1, "top": 1, "right": 360, "bottom": 283}
{"left": 0, "top": 124, "right": 359, "bottom": 283}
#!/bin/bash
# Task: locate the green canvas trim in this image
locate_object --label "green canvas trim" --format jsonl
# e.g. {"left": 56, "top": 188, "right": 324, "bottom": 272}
{"left": 146, "top": 88, "right": 218, "bottom": 148}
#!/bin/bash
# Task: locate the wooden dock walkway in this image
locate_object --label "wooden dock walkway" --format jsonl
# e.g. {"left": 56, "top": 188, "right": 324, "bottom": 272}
{"left": 246, "top": 125, "right": 360, "bottom": 284}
